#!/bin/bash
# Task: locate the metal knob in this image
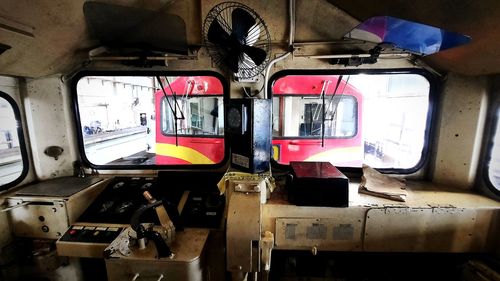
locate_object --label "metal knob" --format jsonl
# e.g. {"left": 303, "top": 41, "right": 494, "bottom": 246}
{"left": 311, "top": 246, "right": 318, "bottom": 256}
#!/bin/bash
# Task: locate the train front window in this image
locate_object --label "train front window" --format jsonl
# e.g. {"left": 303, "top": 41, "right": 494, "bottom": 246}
{"left": 161, "top": 96, "right": 224, "bottom": 136}
{"left": 74, "top": 73, "right": 227, "bottom": 167}
{"left": 275, "top": 96, "right": 357, "bottom": 138}
{"left": 271, "top": 72, "right": 432, "bottom": 171}
{"left": 0, "top": 92, "right": 27, "bottom": 189}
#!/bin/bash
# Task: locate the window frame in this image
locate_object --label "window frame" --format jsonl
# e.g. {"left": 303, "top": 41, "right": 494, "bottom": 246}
{"left": 71, "top": 70, "right": 229, "bottom": 170}
{"left": 268, "top": 68, "right": 439, "bottom": 174}
{"left": 484, "top": 103, "right": 500, "bottom": 196}
{"left": 0, "top": 91, "right": 29, "bottom": 190}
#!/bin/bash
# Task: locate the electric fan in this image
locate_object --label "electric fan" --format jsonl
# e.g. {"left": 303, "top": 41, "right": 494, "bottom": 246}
{"left": 203, "top": 2, "right": 271, "bottom": 79}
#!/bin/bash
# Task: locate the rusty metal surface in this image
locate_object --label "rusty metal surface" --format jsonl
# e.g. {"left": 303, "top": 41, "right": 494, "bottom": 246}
{"left": 15, "top": 177, "right": 102, "bottom": 197}
{"left": 6, "top": 177, "right": 109, "bottom": 239}
{"left": 226, "top": 185, "right": 262, "bottom": 273}
{"left": 7, "top": 198, "right": 69, "bottom": 239}
{"left": 56, "top": 240, "right": 110, "bottom": 258}
{"left": 262, "top": 204, "right": 366, "bottom": 251}
{"left": 363, "top": 207, "right": 477, "bottom": 252}
{"left": 347, "top": 181, "right": 500, "bottom": 208}
{"left": 264, "top": 180, "right": 500, "bottom": 252}
{"left": 105, "top": 228, "right": 209, "bottom": 281}
{"left": 110, "top": 228, "right": 209, "bottom": 262}
{"left": 2, "top": 0, "right": 500, "bottom": 76}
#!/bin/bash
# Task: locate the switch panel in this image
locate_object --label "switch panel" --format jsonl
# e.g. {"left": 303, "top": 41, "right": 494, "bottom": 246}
{"left": 275, "top": 218, "right": 362, "bottom": 251}
{"left": 56, "top": 225, "right": 123, "bottom": 258}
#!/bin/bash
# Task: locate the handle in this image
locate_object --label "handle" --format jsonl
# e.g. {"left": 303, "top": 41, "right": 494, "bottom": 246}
{"left": 1, "top": 201, "right": 30, "bottom": 212}
{"left": 131, "top": 273, "right": 140, "bottom": 281}
{"left": 241, "top": 105, "right": 248, "bottom": 134}
{"left": 146, "top": 231, "right": 172, "bottom": 258}
{"left": 143, "top": 191, "right": 155, "bottom": 203}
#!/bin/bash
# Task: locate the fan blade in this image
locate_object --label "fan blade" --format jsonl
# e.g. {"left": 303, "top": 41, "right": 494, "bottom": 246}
{"left": 225, "top": 52, "right": 240, "bottom": 73}
{"left": 207, "top": 19, "right": 230, "bottom": 45}
{"left": 231, "top": 8, "right": 256, "bottom": 42}
{"left": 242, "top": 45, "right": 267, "bottom": 66}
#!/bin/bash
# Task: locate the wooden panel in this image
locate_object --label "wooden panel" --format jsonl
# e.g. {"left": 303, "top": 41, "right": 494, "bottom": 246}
{"left": 364, "top": 207, "right": 476, "bottom": 252}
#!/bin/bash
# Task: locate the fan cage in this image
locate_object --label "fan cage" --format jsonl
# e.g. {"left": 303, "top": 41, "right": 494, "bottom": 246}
{"left": 203, "top": 1, "right": 271, "bottom": 79}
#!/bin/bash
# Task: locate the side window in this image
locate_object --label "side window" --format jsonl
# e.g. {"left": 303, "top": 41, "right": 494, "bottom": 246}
{"left": 271, "top": 72, "right": 432, "bottom": 171}
{"left": 487, "top": 108, "right": 500, "bottom": 193}
{"left": 0, "top": 92, "right": 27, "bottom": 189}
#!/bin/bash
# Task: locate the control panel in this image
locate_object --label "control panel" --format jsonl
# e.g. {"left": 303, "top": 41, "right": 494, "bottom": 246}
{"left": 60, "top": 225, "right": 123, "bottom": 244}
{"left": 56, "top": 225, "right": 123, "bottom": 258}
{"left": 57, "top": 173, "right": 226, "bottom": 259}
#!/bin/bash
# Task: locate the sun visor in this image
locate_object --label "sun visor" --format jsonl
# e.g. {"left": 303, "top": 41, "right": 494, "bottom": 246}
{"left": 344, "top": 16, "right": 471, "bottom": 56}
{"left": 83, "top": 2, "right": 188, "bottom": 55}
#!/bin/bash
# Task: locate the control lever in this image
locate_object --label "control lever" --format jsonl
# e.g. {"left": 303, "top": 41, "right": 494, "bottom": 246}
{"left": 143, "top": 191, "right": 177, "bottom": 240}
{"left": 130, "top": 202, "right": 173, "bottom": 258}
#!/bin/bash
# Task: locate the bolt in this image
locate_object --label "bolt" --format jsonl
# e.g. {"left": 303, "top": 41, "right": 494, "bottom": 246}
{"left": 311, "top": 246, "right": 318, "bottom": 256}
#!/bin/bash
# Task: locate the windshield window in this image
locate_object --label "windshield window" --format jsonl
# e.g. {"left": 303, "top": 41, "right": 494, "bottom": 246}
{"left": 75, "top": 73, "right": 226, "bottom": 167}
{"left": 271, "top": 72, "right": 432, "bottom": 171}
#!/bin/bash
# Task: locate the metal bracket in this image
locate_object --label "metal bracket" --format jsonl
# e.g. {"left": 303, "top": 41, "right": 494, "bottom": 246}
{"left": 234, "top": 182, "right": 262, "bottom": 193}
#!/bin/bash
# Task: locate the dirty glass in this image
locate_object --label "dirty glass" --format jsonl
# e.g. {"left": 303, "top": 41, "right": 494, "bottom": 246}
{"left": 75, "top": 75, "right": 225, "bottom": 167}
{"left": 271, "top": 73, "right": 431, "bottom": 170}
{"left": 0, "top": 94, "right": 25, "bottom": 187}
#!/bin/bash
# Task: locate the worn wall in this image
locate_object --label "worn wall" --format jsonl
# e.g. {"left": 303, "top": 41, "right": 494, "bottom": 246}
{"left": 24, "top": 77, "right": 79, "bottom": 180}
{"left": 432, "top": 74, "right": 489, "bottom": 188}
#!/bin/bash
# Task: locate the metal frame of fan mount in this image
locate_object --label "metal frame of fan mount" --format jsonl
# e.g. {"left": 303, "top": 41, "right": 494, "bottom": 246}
{"left": 203, "top": 1, "right": 272, "bottom": 80}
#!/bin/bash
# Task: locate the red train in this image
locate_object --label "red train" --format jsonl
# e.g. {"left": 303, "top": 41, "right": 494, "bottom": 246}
{"left": 154, "top": 75, "right": 363, "bottom": 167}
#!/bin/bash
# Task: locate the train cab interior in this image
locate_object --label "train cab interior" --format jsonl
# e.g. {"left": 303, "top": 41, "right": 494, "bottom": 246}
{"left": 0, "top": 0, "right": 499, "bottom": 280}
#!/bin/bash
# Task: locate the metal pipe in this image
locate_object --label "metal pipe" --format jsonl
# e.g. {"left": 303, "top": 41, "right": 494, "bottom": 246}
{"left": 289, "top": 0, "right": 295, "bottom": 49}
{"left": 263, "top": 53, "right": 290, "bottom": 99}
{"left": 292, "top": 40, "right": 365, "bottom": 45}
{"left": 293, "top": 53, "right": 411, "bottom": 59}
{"left": 263, "top": 0, "right": 295, "bottom": 99}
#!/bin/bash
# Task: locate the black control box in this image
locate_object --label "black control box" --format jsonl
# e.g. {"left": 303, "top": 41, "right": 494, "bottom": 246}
{"left": 227, "top": 99, "right": 271, "bottom": 173}
{"left": 288, "top": 161, "right": 349, "bottom": 207}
